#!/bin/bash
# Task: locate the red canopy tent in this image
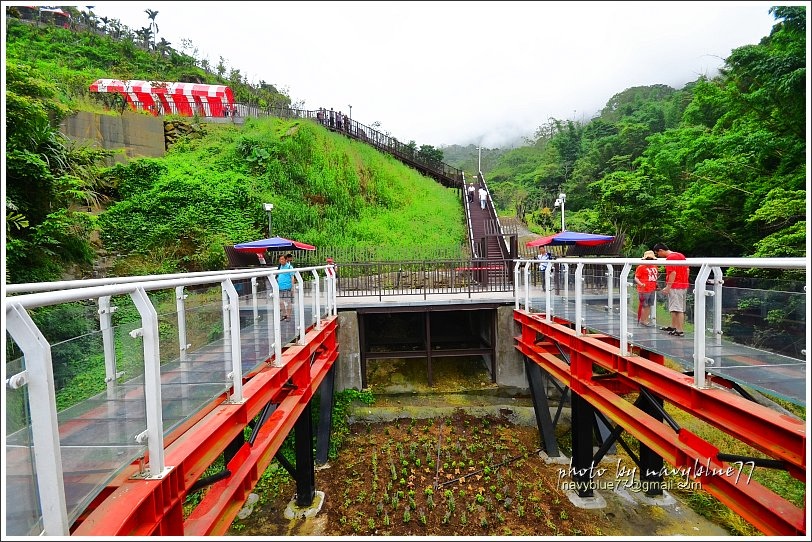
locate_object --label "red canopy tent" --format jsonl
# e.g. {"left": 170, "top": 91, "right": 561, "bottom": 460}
{"left": 526, "top": 231, "right": 615, "bottom": 248}
{"left": 89, "top": 79, "right": 235, "bottom": 117}
{"left": 234, "top": 236, "right": 316, "bottom": 254}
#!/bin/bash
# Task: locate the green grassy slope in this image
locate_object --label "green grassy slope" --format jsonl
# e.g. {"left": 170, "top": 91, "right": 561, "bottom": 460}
{"left": 98, "top": 117, "right": 465, "bottom": 273}
{"left": 4, "top": 17, "right": 465, "bottom": 276}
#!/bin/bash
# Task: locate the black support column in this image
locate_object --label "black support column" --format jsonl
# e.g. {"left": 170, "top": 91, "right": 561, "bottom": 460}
{"left": 639, "top": 391, "right": 665, "bottom": 496}
{"left": 571, "top": 391, "right": 595, "bottom": 497}
{"left": 294, "top": 403, "right": 316, "bottom": 507}
{"left": 315, "top": 365, "right": 335, "bottom": 465}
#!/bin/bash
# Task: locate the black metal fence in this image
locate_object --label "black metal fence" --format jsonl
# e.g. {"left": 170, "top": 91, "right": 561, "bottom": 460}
{"left": 325, "top": 259, "right": 516, "bottom": 298}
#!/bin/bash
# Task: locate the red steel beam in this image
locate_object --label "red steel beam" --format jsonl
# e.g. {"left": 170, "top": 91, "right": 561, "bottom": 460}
{"left": 72, "top": 318, "right": 338, "bottom": 536}
{"left": 515, "top": 310, "right": 806, "bottom": 536}
{"left": 516, "top": 310, "right": 805, "bottom": 478}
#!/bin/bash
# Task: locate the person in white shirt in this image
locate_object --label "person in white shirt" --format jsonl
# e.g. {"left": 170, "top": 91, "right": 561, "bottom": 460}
{"left": 478, "top": 187, "right": 488, "bottom": 209}
{"left": 536, "top": 246, "right": 553, "bottom": 289}
{"left": 467, "top": 184, "right": 475, "bottom": 203}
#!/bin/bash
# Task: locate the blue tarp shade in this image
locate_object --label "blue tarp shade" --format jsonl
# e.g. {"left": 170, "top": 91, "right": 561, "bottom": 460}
{"left": 234, "top": 236, "right": 316, "bottom": 253}
{"left": 526, "top": 231, "right": 615, "bottom": 247}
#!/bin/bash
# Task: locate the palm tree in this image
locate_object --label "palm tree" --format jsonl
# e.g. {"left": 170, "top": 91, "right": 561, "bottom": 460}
{"left": 145, "top": 9, "right": 159, "bottom": 49}
{"left": 108, "top": 18, "right": 122, "bottom": 38}
{"left": 156, "top": 37, "right": 172, "bottom": 58}
{"left": 136, "top": 27, "right": 153, "bottom": 50}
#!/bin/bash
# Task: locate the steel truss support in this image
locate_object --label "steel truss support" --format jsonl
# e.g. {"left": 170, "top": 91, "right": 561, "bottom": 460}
{"left": 513, "top": 309, "right": 805, "bottom": 536}
{"left": 525, "top": 357, "right": 560, "bottom": 457}
{"left": 71, "top": 317, "right": 338, "bottom": 536}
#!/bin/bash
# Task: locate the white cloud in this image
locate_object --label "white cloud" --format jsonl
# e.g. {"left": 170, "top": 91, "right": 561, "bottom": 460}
{"left": 79, "top": 1, "right": 778, "bottom": 148}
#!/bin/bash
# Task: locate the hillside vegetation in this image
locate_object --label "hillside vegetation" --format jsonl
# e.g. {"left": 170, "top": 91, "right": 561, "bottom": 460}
{"left": 3, "top": 16, "right": 462, "bottom": 282}
{"left": 97, "top": 117, "right": 464, "bottom": 275}
{"left": 3, "top": 7, "right": 806, "bottom": 284}
{"left": 484, "top": 6, "right": 806, "bottom": 260}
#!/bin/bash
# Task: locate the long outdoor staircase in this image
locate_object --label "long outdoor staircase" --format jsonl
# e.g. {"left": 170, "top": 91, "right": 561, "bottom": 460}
{"left": 221, "top": 105, "right": 512, "bottom": 283}
{"left": 462, "top": 174, "right": 516, "bottom": 286}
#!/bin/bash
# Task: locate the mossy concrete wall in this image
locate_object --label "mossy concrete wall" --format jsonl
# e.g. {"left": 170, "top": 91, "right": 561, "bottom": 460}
{"left": 336, "top": 311, "right": 363, "bottom": 391}
{"left": 495, "top": 305, "right": 528, "bottom": 390}
{"left": 334, "top": 305, "right": 529, "bottom": 393}
{"left": 60, "top": 110, "right": 165, "bottom": 164}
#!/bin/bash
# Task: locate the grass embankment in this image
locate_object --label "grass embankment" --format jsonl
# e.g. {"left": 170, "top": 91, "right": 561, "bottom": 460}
{"left": 98, "top": 116, "right": 465, "bottom": 275}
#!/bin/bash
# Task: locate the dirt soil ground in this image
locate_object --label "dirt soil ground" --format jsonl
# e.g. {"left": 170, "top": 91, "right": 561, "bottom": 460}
{"left": 227, "top": 355, "right": 733, "bottom": 537}
{"left": 229, "top": 408, "right": 729, "bottom": 537}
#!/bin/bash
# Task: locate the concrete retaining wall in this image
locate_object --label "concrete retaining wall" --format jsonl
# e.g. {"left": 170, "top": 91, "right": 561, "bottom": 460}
{"left": 495, "top": 305, "right": 528, "bottom": 389}
{"left": 60, "top": 110, "right": 165, "bottom": 165}
{"left": 334, "top": 305, "right": 528, "bottom": 393}
{"left": 336, "top": 311, "right": 363, "bottom": 391}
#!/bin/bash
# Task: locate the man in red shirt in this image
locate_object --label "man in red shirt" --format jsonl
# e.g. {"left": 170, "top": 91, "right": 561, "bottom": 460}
{"left": 652, "top": 243, "right": 689, "bottom": 337}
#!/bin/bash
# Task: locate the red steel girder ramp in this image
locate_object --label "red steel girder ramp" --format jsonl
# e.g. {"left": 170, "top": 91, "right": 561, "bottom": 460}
{"left": 514, "top": 309, "right": 806, "bottom": 536}
{"left": 71, "top": 317, "right": 338, "bottom": 536}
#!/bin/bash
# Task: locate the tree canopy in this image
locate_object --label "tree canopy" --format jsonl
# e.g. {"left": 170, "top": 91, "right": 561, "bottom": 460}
{"left": 485, "top": 6, "right": 806, "bottom": 259}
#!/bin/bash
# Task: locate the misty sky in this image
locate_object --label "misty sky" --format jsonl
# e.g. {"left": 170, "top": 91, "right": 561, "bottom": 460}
{"left": 53, "top": 2, "right": 781, "bottom": 148}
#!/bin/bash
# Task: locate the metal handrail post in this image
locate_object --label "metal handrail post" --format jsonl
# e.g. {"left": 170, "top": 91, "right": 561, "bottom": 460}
{"left": 98, "top": 296, "right": 119, "bottom": 383}
{"left": 513, "top": 261, "right": 519, "bottom": 309}
{"left": 605, "top": 264, "right": 615, "bottom": 313}
{"left": 693, "top": 265, "right": 713, "bottom": 389}
{"left": 545, "top": 263, "right": 553, "bottom": 321}
{"left": 266, "top": 276, "right": 283, "bottom": 366}
{"left": 711, "top": 266, "right": 724, "bottom": 337}
{"left": 251, "top": 278, "right": 259, "bottom": 322}
{"left": 129, "top": 287, "right": 170, "bottom": 478}
{"left": 5, "top": 303, "right": 70, "bottom": 535}
{"left": 310, "top": 269, "right": 322, "bottom": 327}
{"left": 327, "top": 265, "right": 337, "bottom": 316}
{"left": 294, "top": 271, "right": 306, "bottom": 345}
{"left": 174, "top": 287, "right": 189, "bottom": 362}
{"left": 221, "top": 279, "right": 244, "bottom": 403}
{"left": 619, "top": 263, "right": 632, "bottom": 356}
{"left": 574, "top": 263, "right": 584, "bottom": 336}
{"left": 221, "top": 284, "right": 230, "bottom": 347}
{"left": 562, "top": 263, "right": 570, "bottom": 301}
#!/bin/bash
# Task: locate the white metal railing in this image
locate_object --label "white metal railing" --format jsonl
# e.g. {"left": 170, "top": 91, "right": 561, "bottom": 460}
{"left": 3, "top": 265, "right": 336, "bottom": 536}
{"left": 513, "top": 256, "right": 808, "bottom": 391}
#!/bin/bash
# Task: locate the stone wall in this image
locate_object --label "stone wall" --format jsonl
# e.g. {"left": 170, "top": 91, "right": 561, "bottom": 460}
{"left": 60, "top": 110, "right": 166, "bottom": 165}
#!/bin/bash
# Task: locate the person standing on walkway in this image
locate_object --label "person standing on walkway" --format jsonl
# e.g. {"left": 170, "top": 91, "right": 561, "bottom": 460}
{"left": 276, "top": 253, "right": 295, "bottom": 321}
{"left": 536, "top": 246, "right": 553, "bottom": 289}
{"left": 467, "top": 183, "right": 475, "bottom": 203}
{"left": 478, "top": 186, "right": 488, "bottom": 210}
{"left": 652, "top": 242, "right": 688, "bottom": 336}
{"left": 635, "top": 250, "right": 659, "bottom": 326}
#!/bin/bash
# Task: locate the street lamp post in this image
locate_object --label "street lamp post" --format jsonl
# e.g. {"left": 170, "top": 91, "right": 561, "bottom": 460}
{"left": 263, "top": 203, "right": 274, "bottom": 237}
{"left": 553, "top": 193, "right": 566, "bottom": 231}
{"left": 476, "top": 145, "right": 482, "bottom": 173}
{"left": 348, "top": 104, "right": 352, "bottom": 120}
